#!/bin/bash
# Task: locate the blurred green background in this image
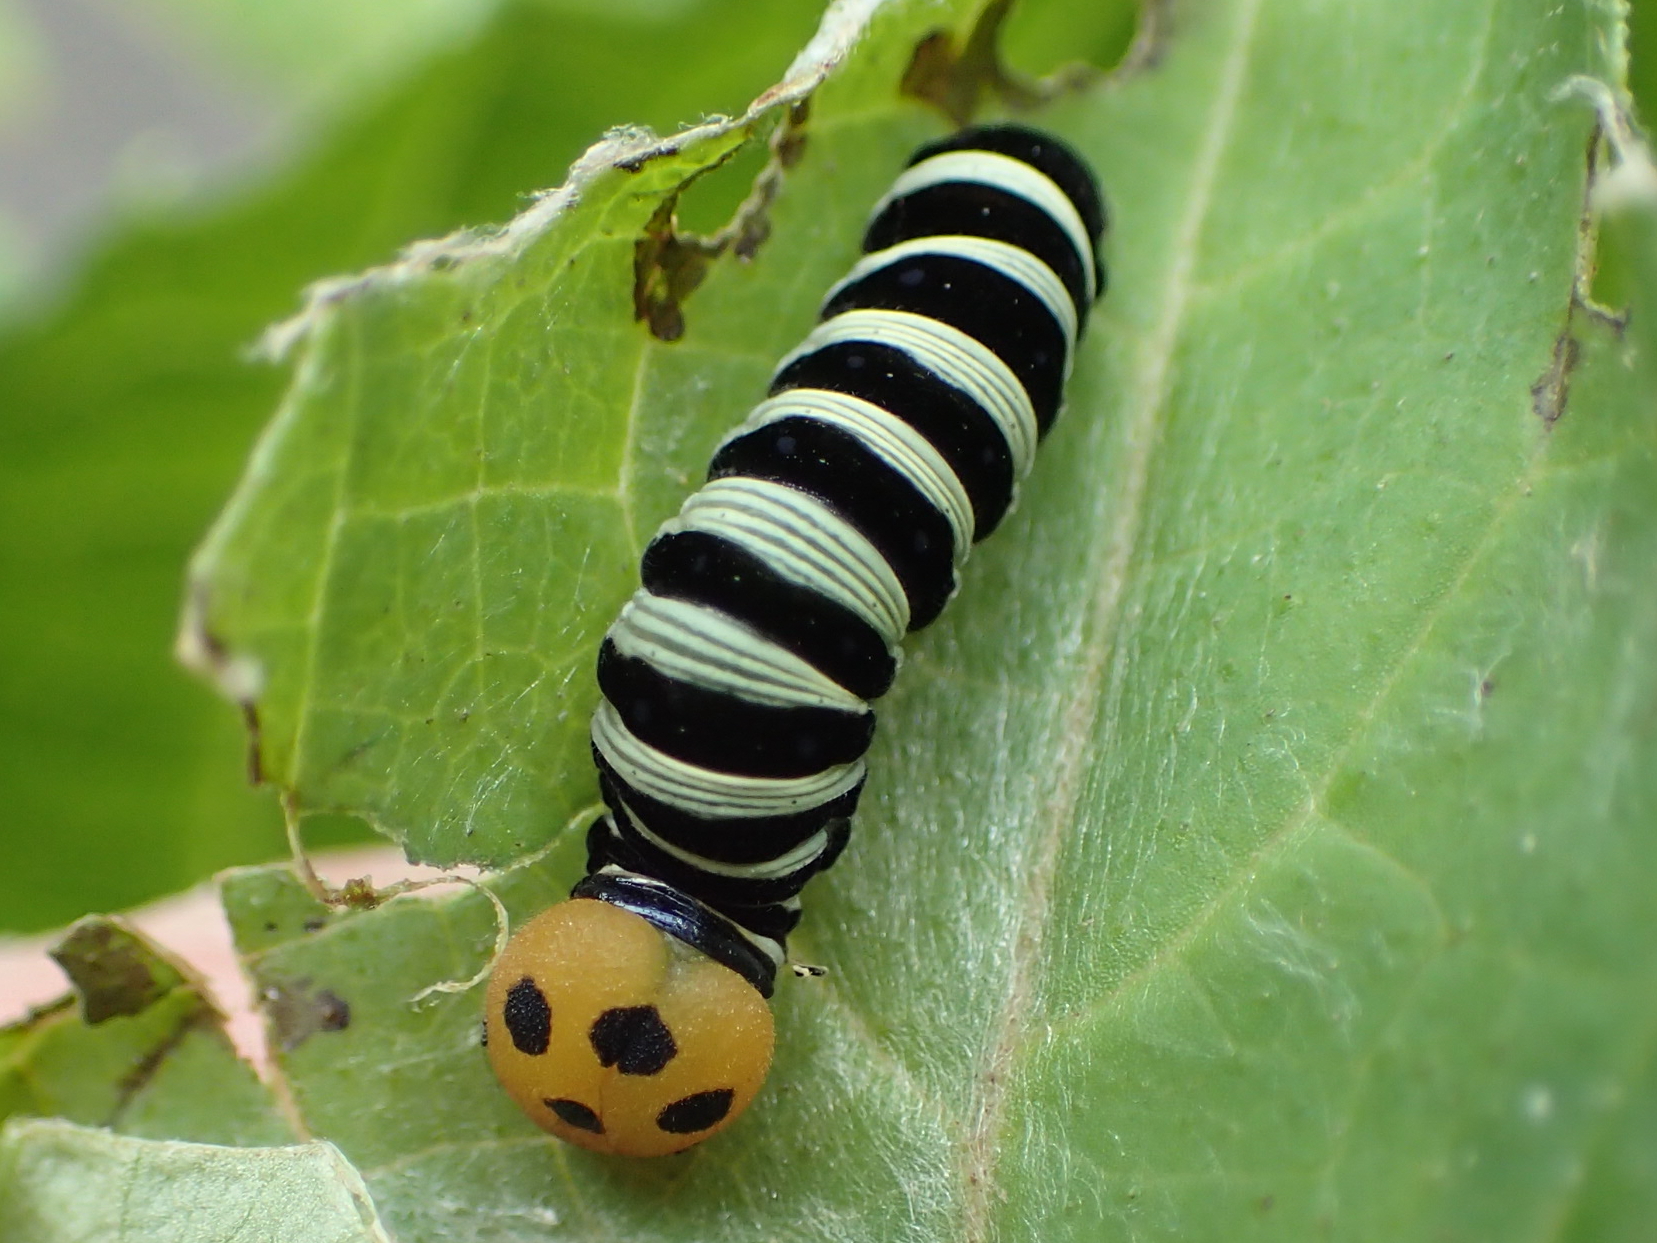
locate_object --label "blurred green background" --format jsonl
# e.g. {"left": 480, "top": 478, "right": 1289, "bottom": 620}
{"left": 0, "top": 0, "right": 1139, "bottom": 932}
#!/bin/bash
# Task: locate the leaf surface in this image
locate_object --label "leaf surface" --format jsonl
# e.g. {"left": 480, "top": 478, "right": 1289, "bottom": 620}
{"left": 0, "top": 0, "right": 830, "bottom": 931}
{"left": 74, "top": 0, "right": 1657, "bottom": 1239}
{"left": 0, "top": 1119, "right": 386, "bottom": 1243}
{"left": 0, "top": 917, "right": 287, "bottom": 1149}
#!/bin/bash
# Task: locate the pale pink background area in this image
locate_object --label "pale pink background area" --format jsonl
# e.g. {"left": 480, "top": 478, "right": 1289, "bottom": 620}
{"left": 0, "top": 847, "right": 459, "bottom": 1075}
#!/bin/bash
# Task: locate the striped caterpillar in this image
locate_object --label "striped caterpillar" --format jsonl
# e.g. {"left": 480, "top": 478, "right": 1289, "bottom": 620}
{"left": 486, "top": 124, "right": 1106, "bottom": 1157}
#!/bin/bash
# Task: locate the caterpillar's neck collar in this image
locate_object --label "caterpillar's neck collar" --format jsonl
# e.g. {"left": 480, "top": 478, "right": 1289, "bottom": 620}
{"left": 572, "top": 871, "right": 779, "bottom": 997}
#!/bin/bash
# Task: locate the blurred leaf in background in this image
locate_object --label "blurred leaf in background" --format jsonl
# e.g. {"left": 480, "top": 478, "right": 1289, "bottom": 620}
{"left": 0, "top": 0, "right": 857, "bottom": 932}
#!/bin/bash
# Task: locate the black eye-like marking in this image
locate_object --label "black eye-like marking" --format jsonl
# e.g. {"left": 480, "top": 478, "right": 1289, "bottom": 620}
{"left": 589, "top": 1006, "right": 678, "bottom": 1075}
{"left": 503, "top": 977, "right": 551, "bottom": 1056}
{"left": 656, "top": 1088, "right": 734, "bottom": 1134}
{"left": 545, "top": 1098, "right": 604, "bottom": 1134}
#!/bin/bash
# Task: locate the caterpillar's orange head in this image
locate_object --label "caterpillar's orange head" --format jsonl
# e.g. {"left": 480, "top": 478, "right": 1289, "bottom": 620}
{"left": 484, "top": 899, "right": 774, "bottom": 1157}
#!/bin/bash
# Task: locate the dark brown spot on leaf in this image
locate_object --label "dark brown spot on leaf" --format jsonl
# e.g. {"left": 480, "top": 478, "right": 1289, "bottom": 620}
{"left": 633, "top": 196, "right": 717, "bottom": 342}
{"left": 1530, "top": 330, "right": 1579, "bottom": 425}
{"left": 49, "top": 917, "right": 186, "bottom": 1024}
{"left": 899, "top": 0, "right": 1038, "bottom": 127}
{"left": 315, "top": 990, "right": 350, "bottom": 1031}
{"left": 240, "top": 701, "right": 264, "bottom": 784}
{"left": 262, "top": 978, "right": 351, "bottom": 1051}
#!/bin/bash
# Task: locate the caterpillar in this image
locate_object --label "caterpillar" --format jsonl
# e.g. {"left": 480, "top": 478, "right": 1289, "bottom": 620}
{"left": 485, "top": 123, "right": 1106, "bottom": 1157}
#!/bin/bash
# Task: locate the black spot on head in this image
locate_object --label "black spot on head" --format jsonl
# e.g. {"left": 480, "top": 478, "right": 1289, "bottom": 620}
{"left": 545, "top": 1098, "right": 604, "bottom": 1134}
{"left": 590, "top": 1006, "right": 677, "bottom": 1075}
{"left": 503, "top": 977, "right": 551, "bottom": 1055}
{"left": 656, "top": 1088, "right": 734, "bottom": 1134}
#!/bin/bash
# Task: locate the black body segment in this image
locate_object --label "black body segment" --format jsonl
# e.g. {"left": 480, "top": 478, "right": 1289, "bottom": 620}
{"left": 598, "top": 639, "right": 874, "bottom": 778}
{"left": 581, "top": 125, "right": 1107, "bottom": 992}
{"left": 592, "top": 750, "right": 864, "bottom": 863}
{"left": 908, "top": 124, "right": 1108, "bottom": 270}
{"left": 864, "top": 182, "right": 1094, "bottom": 320}
{"left": 709, "top": 416, "right": 960, "bottom": 629}
{"left": 821, "top": 254, "right": 1069, "bottom": 434}
{"left": 771, "top": 340, "right": 1018, "bottom": 538}
{"left": 641, "top": 530, "right": 898, "bottom": 699}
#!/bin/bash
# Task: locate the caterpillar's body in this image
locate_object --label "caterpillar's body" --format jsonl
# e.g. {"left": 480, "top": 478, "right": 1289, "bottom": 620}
{"left": 486, "top": 124, "right": 1106, "bottom": 1157}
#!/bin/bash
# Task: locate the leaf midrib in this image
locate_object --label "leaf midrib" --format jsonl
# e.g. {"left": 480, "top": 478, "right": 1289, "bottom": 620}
{"left": 956, "top": 0, "right": 1270, "bottom": 1234}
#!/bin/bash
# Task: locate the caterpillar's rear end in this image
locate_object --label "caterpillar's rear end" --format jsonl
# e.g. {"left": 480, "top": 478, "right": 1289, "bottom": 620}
{"left": 486, "top": 124, "right": 1108, "bottom": 1157}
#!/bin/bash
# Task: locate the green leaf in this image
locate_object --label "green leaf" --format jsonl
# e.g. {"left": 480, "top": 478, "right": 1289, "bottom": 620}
{"left": 1, "top": 918, "right": 287, "bottom": 1148}
{"left": 0, "top": 0, "right": 831, "bottom": 932}
{"left": 50, "top": 0, "right": 1657, "bottom": 1238}
{"left": 0, "top": 1119, "right": 385, "bottom": 1243}
{"left": 180, "top": 0, "right": 956, "bottom": 866}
